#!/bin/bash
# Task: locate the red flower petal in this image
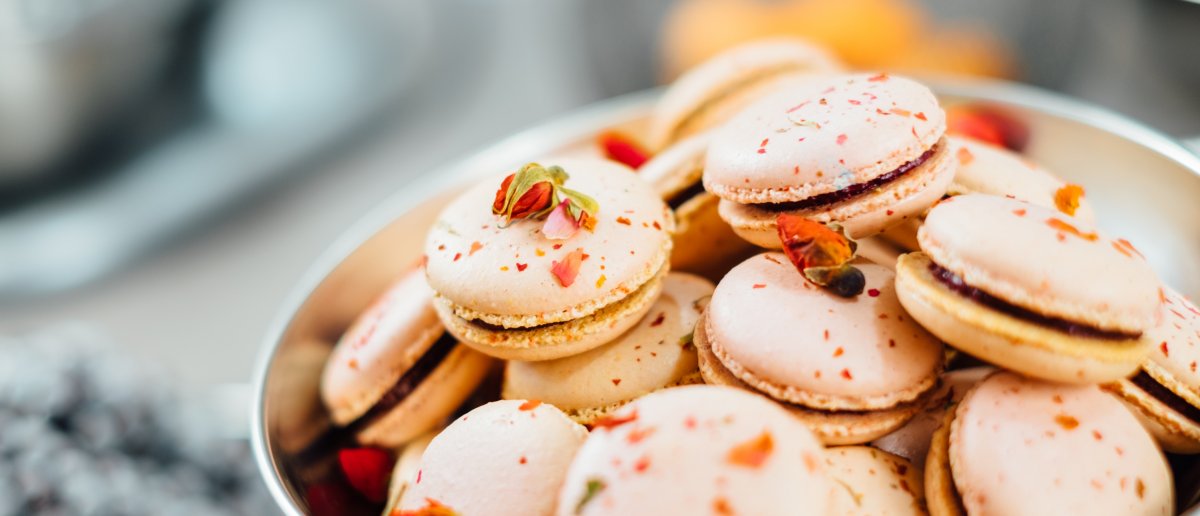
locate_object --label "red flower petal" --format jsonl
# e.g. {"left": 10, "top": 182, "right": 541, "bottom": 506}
{"left": 598, "top": 131, "right": 650, "bottom": 169}
{"left": 543, "top": 200, "right": 580, "bottom": 240}
{"left": 551, "top": 248, "right": 586, "bottom": 287}
{"left": 337, "top": 447, "right": 393, "bottom": 504}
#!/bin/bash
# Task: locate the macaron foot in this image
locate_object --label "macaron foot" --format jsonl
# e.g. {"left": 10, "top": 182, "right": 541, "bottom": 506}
{"left": 923, "top": 409, "right": 965, "bottom": 516}
{"left": 436, "top": 268, "right": 667, "bottom": 361}
{"left": 1104, "top": 379, "right": 1200, "bottom": 454}
{"left": 895, "top": 252, "right": 1147, "bottom": 384}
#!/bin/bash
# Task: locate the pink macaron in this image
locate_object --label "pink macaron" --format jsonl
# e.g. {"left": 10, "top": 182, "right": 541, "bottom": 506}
{"left": 398, "top": 399, "right": 588, "bottom": 516}
{"left": 896, "top": 194, "right": 1160, "bottom": 383}
{"left": 1106, "top": 287, "right": 1200, "bottom": 453}
{"left": 925, "top": 371, "right": 1173, "bottom": 515}
{"left": 320, "top": 269, "right": 493, "bottom": 448}
{"left": 704, "top": 73, "right": 954, "bottom": 247}
{"left": 556, "top": 385, "right": 830, "bottom": 516}
{"left": 697, "top": 253, "right": 944, "bottom": 444}
{"left": 424, "top": 158, "right": 674, "bottom": 361}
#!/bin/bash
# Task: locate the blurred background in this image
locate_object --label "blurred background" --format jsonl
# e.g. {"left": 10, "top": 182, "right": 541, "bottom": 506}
{"left": 0, "top": 0, "right": 1197, "bottom": 512}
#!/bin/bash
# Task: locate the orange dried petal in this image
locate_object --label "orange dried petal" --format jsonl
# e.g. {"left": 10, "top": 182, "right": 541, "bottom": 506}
{"left": 509, "top": 181, "right": 554, "bottom": 220}
{"left": 592, "top": 410, "right": 638, "bottom": 431}
{"left": 550, "top": 248, "right": 586, "bottom": 287}
{"left": 395, "top": 498, "right": 459, "bottom": 516}
{"left": 1046, "top": 218, "right": 1098, "bottom": 242}
{"left": 598, "top": 131, "right": 650, "bottom": 170}
{"left": 726, "top": 431, "right": 774, "bottom": 469}
{"left": 776, "top": 214, "right": 854, "bottom": 270}
{"left": 1054, "top": 184, "right": 1085, "bottom": 216}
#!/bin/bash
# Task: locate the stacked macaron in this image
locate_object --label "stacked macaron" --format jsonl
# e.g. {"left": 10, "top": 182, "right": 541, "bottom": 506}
{"left": 705, "top": 72, "right": 955, "bottom": 247}
{"left": 424, "top": 158, "right": 674, "bottom": 361}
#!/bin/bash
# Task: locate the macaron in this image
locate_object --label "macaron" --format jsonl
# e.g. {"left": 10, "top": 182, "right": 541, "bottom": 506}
{"left": 881, "top": 135, "right": 1096, "bottom": 250}
{"left": 705, "top": 73, "right": 954, "bottom": 247}
{"left": 895, "top": 194, "right": 1159, "bottom": 384}
{"left": 556, "top": 385, "right": 831, "bottom": 516}
{"left": 398, "top": 400, "right": 587, "bottom": 516}
{"left": 320, "top": 269, "right": 493, "bottom": 448}
{"left": 648, "top": 37, "right": 843, "bottom": 151}
{"left": 697, "top": 253, "right": 944, "bottom": 444}
{"left": 925, "top": 371, "right": 1172, "bottom": 515}
{"left": 425, "top": 158, "right": 674, "bottom": 361}
{"left": 1105, "top": 287, "right": 1200, "bottom": 454}
{"left": 638, "top": 133, "right": 757, "bottom": 280}
{"left": 382, "top": 430, "right": 436, "bottom": 516}
{"left": 871, "top": 367, "right": 994, "bottom": 470}
{"left": 502, "top": 273, "right": 713, "bottom": 424}
{"left": 824, "top": 446, "right": 926, "bottom": 515}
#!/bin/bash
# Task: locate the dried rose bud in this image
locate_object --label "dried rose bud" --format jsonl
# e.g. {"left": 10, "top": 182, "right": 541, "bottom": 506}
{"left": 776, "top": 214, "right": 864, "bottom": 297}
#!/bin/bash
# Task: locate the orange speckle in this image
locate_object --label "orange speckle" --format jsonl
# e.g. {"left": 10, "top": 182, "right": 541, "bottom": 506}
{"left": 535, "top": 248, "right": 545, "bottom": 257}
{"left": 890, "top": 107, "right": 912, "bottom": 117}
{"left": 616, "top": 217, "right": 632, "bottom": 225}
{"left": 469, "top": 241, "right": 483, "bottom": 256}
{"left": 1055, "top": 414, "right": 1080, "bottom": 430}
{"left": 649, "top": 313, "right": 665, "bottom": 327}
{"left": 596, "top": 274, "right": 607, "bottom": 288}
{"left": 803, "top": 451, "right": 820, "bottom": 472}
{"left": 612, "top": 378, "right": 622, "bottom": 386}
{"left": 833, "top": 347, "right": 844, "bottom": 357}
{"left": 824, "top": 329, "right": 830, "bottom": 340}
{"left": 347, "top": 359, "right": 359, "bottom": 370}
{"left": 836, "top": 134, "right": 848, "bottom": 145}
{"left": 957, "top": 146, "right": 975, "bottom": 165}
{"left": 752, "top": 284, "right": 767, "bottom": 289}
{"left": 713, "top": 497, "right": 734, "bottom": 516}
{"left": 593, "top": 410, "right": 637, "bottom": 430}
{"left": 500, "top": 266, "right": 509, "bottom": 271}
{"left": 1054, "top": 184, "right": 1085, "bottom": 216}
{"left": 634, "top": 455, "right": 651, "bottom": 473}
{"left": 727, "top": 431, "right": 774, "bottom": 469}
{"left": 553, "top": 244, "right": 563, "bottom": 250}
{"left": 915, "top": 112, "right": 928, "bottom": 121}
{"left": 516, "top": 263, "right": 528, "bottom": 272}
{"left": 453, "top": 252, "right": 462, "bottom": 262}
{"left": 653, "top": 221, "right": 662, "bottom": 230}
{"left": 1136, "top": 478, "right": 1145, "bottom": 499}
{"left": 1160, "top": 341, "right": 1169, "bottom": 357}
{"left": 626, "top": 427, "right": 656, "bottom": 444}
{"left": 1093, "top": 430, "right": 1104, "bottom": 441}
{"left": 869, "top": 73, "right": 889, "bottom": 82}
{"left": 519, "top": 400, "right": 542, "bottom": 411}
{"left": 841, "top": 369, "right": 853, "bottom": 380}
{"left": 1047, "top": 218, "right": 1099, "bottom": 241}
{"left": 1013, "top": 209, "right": 1027, "bottom": 217}
{"left": 888, "top": 339, "right": 896, "bottom": 348}
{"left": 519, "top": 456, "right": 527, "bottom": 465}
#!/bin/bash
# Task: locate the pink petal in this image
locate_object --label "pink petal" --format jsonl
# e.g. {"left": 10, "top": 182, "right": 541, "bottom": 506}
{"left": 542, "top": 200, "right": 580, "bottom": 240}
{"left": 551, "top": 248, "right": 585, "bottom": 287}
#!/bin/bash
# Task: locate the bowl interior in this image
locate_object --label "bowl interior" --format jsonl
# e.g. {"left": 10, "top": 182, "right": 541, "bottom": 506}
{"left": 254, "top": 82, "right": 1200, "bottom": 514}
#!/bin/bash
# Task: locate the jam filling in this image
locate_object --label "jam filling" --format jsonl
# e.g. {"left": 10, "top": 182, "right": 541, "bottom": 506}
{"left": 667, "top": 180, "right": 708, "bottom": 211}
{"left": 755, "top": 145, "right": 937, "bottom": 212}
{"left": 347, "top": 331, "right": 459, "bottom": 433}
{"left": 1131, "top": 371, "right": 1200, "bottom": 425}
{"left": 928, "top": 262, "right": 1140, "bottom": 340}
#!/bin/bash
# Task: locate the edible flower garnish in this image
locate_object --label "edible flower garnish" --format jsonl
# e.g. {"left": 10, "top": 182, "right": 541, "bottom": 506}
{"left": 575, "top": 479, "right": 607, "bottom": 514}
{"left": 726, "top": 431, "right": 775, "bottom": 469}
{"left": 597, "top": 131, "right": 650, "bottom": 169}
{"left": 776, "top": 214, "right": 865, "bottom": 297}
{"left": 492, "top": 163, "right": 599, "bottom": 239}
{"left": 337, "top": 447, "right": 393, "bottom": 504}
{"left": 1053, "top": 184, "right": 1085, "bottom": 216}
{"left": 551, "top": 248, "right": 586, "bottom": 287}
{"left": 395, "top": 498, "right": 460, "bottom": 516}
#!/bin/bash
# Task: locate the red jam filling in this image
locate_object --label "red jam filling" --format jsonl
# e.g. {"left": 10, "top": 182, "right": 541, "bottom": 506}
{"left": 756, "top": 145, "right": 937, "bottom": 212}
{"left": 928, "top": 262, "right": 1140, "bottom": 340}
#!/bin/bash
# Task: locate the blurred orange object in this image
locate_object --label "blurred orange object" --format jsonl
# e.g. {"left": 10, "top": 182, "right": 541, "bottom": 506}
{"left": 660, "top": 0, "right": 1015, "bottom": 81}
{"left": 946, "top": 103, "right": 1030, "bottom": 152}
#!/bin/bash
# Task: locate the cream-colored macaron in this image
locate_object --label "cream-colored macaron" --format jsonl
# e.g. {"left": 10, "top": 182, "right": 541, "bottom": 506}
{"left": 925, "top": 371, "right": 1172, "bottom": 515}
{"left": 556, "top": 385, "right": 831, "bottom": 516}
{"left": 705, "top": 73, "right": 954, "bottom": 246}
{"left": 425, "top": 158, "right": 674, "bottom": 361}
{"left": 648, "top": 37, "right": 842, "bottom": 151}
{"left": 382, "top": 430, "right": 437, "bottom": 516}
{"left": 896, "top": 194, "right": 1159, "bottom": 384}
{"left": 320, "top": 269, "right": 493, "bottom": 448}
{"left": 698, "top": 254, "right": 944, "bottom": 445}
{"left": 398, "top": 400, "right": 587, "bottom": 516}
{"left": 825, "top": 446, "right": 926, "bottom": 515}
{"left": 502, "top": 273, "right": 713, "bottom": 424}
{"left": 1105, "top": 286, "right": 1200, "bottom": 453}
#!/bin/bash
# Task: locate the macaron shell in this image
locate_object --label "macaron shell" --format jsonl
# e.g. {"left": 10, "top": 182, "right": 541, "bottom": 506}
{"left": 949, "top": 372, "right": 1172, "bottom": 515}
{"left": 708, "top": 255, "right": 943, "bottom": 410}
{"left": 400, "top": 400, "right": 587, "bottom": 516}
{"left": 502, "top": 273, "right": 714, "bottom": 419}
{"left": 704, "top": 73, "right": 945, "bottom": 203}
{"left": 357, "top": 343, "right": 493, "bottom": 448}
{"left": 321, "top": 270, "right": 443, "bottom": 424}
{"left": 871, "top": 367, "right": 994, "bottom": 469}
{"left": 435, "top": 270, "right": 663, "bottom": 361}
{"left": 947, "top": 136, "right": 1096, "bottom": 223}
{"left": 425, "top": 158, "right": 673, "bottom": 326}
{"left": 1105, "top": 378, "right": 1200, "bottom": 454}
{"left": 1145, "top": 288, "right": 1200, "bottom": 405}
{"left": 383, "top": 430, "right": 438, "bottom": 516}
{"left": 638, "top": 131, "right": 711, "bottom": 198}
{"left": 825, "top": 446, "right": 926, "bottom": 516}
{"left": 716, "top": 138, "right": 953, "bottom": 245}
{"left": 694, "top": 318, "right": 920, "bottom": 445}
{"left": 919, "top": 194, "right": 1159, "bottom": 333}
{"left": 895, "top": 252, "right": 1148, "bottom": 384}
{"left": 649, "top": 38, "right": 842, "bottom": 149}
{"left": 556, "top": 385, "right": 830, "bottom": 516}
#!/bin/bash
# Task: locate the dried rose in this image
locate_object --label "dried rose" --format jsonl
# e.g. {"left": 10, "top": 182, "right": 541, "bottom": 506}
{"left": 776, "top": 214, "right": 865, "bottom": 297}
{"left": 492, "top": 163, "right": 567, "bottom": 224}
{"left": 337, "top": 447, "right": 393, "bottom": 504}
{"left": 598, "top": 131, "right": 650, "bottom": 169}
{"left": 1054, "top": 184, "right": 1085, "bottom": 216}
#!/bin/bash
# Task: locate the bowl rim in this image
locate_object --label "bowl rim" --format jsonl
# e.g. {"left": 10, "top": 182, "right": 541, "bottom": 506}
{"left": 250, "top": 78, "right": 1200, "bottom": 515}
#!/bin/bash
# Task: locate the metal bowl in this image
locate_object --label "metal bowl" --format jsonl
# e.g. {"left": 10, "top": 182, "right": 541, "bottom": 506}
{"left": 252, "top": 79, "right": 1200, "bottom": 515}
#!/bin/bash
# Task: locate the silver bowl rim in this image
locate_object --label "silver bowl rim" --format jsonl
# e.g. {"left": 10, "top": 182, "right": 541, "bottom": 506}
{"left": 249, "top": 78, "right": 1200, "bottom": 515}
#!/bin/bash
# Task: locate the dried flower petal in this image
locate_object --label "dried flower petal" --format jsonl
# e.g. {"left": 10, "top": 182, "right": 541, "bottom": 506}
{"left": 492, "top": 164, "right": 563, "bottom": 224}
{"left": 544, "top": 200, "right": 581, "bottom": 240}
{"left": 551, "top": 248, "right": 586, "bottom": 287}
{"left": 776, "top": 214, "right": 865, "bottom": 296}
{"left": 592, "top": 410, "right": 638, "bottom": 431}
{"left": 1054, "top": 184, "right": 1085, "bottom": 216}
{"left": 727, "top": 431, "right": 774, "bottom": 469}
{"left": 946, "top": 104, "right": 1029, "bottom": 152}
{"left": 1046, "top": 218, "right": 1098, "bottom": 242}
{"left": 337, "top": 447, "right": 393, "bottom": 504}
{"left": 598, "top": 131, "right": 650, "bottom": 169}
{"left": 519, "top": 400, "right": 542, "bottom": 411}
{"left": 396, "top": 498, "right": 460, "bottom": 516}
{"left": 575, "top": 479, "right": 606, "bottom": 514}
